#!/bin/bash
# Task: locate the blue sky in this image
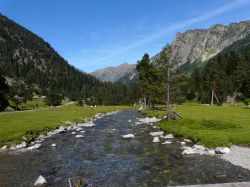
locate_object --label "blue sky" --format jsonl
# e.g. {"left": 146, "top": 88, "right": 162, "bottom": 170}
{"left": 1, "top": 0, "right": 250, "bottom": 72}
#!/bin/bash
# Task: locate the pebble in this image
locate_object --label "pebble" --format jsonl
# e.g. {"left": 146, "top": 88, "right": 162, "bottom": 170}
{"left": 51, "top": 143, "right": 56, "bottom": 147}
{"left": 75, "top": 135, "right": 84, "bottom": 138}
{"left": 162, "top": 141, "right": 172, "bottom": 145}
{"left": 122, "top": 134, "right": 135, "bottom": 139}
{"left": 27, "top": 144, "right": 41, "bottom": 150}
{"left": 162, "top": 134, "right": 174, "bottom": 139}
{"left": 150, "top": 131, "right": 164, "bottom": 137}
{"left": 153, "top": 137, "right": 160, "bottom": 143}
{"left": 34, "top": 175, "right": 47, "bottom": 186}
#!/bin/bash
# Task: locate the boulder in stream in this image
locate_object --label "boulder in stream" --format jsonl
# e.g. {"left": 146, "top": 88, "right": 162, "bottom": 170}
{"left": 122, "top": 134, "right": 135, "bottom": 139}
{"left": 75, "top": 135, "right": 84, "bottom": 138}
{"left": 215, "top": 147, "right": 230, "bottom": 154}
{"left": 34, "top": 175, "right": 47, "bottom": 186}
{"left": 51, "top": 143, "right": 56, "bottom": 147}
{"left": 162, "top": 134, "right": 174, "bottom": 139}
{"left": 153, "top": 137, "right": 160, "bottom": 143}
{"left": 150, "top": 131, "right": 164, "bottom": 137}
{"left": 27, "top": 144, "right": 41, "bottom": 150}
{"left": 162, "top": 141, "right": 172, "bottom": 145}
{"left": 16, "top": 141, "right": 27, "bottom": 149}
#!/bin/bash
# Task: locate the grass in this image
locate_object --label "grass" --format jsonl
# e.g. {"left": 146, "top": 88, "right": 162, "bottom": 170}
{"left": 18, "top": 98, "right": 47, "bottom": 110}
{"left": 0, "top": 105, "right": 133, "bottom": 146}
{"left": 141, "top": 105, "right": 250, "bottom": 147}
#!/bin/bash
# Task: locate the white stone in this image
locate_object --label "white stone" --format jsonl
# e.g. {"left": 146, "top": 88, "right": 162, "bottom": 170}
{"left": 51, "top": 143, "right": 56, "bottom": 147}
{"left": 71, "top": 132, "right": 77, "bottom": 135}
{"left": 215, "top": 147, "right": 230, "bottom": 154}
{"left": 163, "top": 134, "right": 174, "bottom": 139}
{"left": 207, "top": 149, "right": 216, "bottom": 155}
{"left": 80, "top": 131, "right": 85, "bottom": 133}
{"left": 180, "top": 141, "right": 186, "bottom": 145}
{"left": 1, "top": 145, "right": 7, "bottom": 150}
{"left": 75, "top": 135, "right": 84, "bottom": 138}
{"left": 34, "top": 175, "right": 47, "bottom": 186}
{"left": 54, "top": 126, "right": 66, "bottom": 134}
{"left": 150, "top": 131, "right": 164, "bottom": 137}
{"left": 128, "top": 120, "right": 132, "bottom": 122}
{"left": 122, "top": 134, "right": 135, "bottom": 139}
{"left": 193, "top": 144, "right": 205, "bottom": 151}
{"left": 182, "top": 148, "right": 198, "bottom": 155}
{"left": 162, "top": 141, "right": 172, "bottom": 145}
{"left": 76, "top": 127, "right": 83, "bottom": 131}
{"left": 184, "top": 138, "right": 192, "bottom": 143}
{"left": 153, "top": 137, "right": 160, "bottom": 143}
{"left": 16, "top": 141, "right": 27, "bottom": 149}
{"left": 78, "top": 122, "right": 95, "bottom": 128}
{"left": 27, "top": 144, "right": 41, "bottom": 150}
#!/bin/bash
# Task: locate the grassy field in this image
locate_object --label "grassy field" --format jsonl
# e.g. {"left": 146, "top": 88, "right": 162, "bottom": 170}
{"left": 0, "top": 105, "right": 133, "bottom": 146}
{"left": 141, "top": 105, "right": 250, "bottom": 147}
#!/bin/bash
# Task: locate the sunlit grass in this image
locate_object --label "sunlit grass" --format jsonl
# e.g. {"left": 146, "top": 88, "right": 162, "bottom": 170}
{"left": 141, "top": 105, "right": 250, "bottom": 147}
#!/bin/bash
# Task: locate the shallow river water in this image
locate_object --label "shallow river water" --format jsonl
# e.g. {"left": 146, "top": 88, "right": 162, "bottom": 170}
{"left": 0, "top": 110, "right": 250, "bottom": 186}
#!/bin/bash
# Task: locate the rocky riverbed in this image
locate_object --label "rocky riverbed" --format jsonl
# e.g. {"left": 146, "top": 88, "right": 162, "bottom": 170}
{"left": 0, "top": 110, "right": 250, "bottom": 186}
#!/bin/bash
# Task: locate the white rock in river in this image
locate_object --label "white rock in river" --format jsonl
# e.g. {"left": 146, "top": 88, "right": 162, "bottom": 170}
{"left": 192, "top": 144, "right": 205, "bottom": 151}
{"left": 78, "top": 122, "right": 95, "bottom": 128}
{"left": 184, "top": 138, "right": 192, "bottom": 143}
{"left": 215, "top": 147, "right": 230, "bottom": 154}
{"left": 180, "top": 141, "right": 186, "bottom": 145}
{"left": 182, "top": 148, "right": 198, "bottom": 155}
{"left": 153, "top": 137, "right": 160, "bottom": 143}
{"left": 27, "top": 144, "right": 41, "bottom": 150}
{"left": 1, "top": 145, "right": 7, "bottom": 150}
{"left": 34, "top": 175, "right": 47, "bottom": 186}
{"left": 162, "top": 134, "right": 174, "bottom": 139}
{"left": 71, "top": 132, "right": 77, "bottom": 135}
{"left": 80, "top": 130, "right": 85, "bottom": 133}
{"left": 150, "top": 131, "right": 164, "bottom": 137}
{"left": 162, "top": 140, "right": 172, "bottom": 145}
{"left": 76, "top": 135, "right": 84, "bottom": 138}
{"left": 122, "top": 134, "right": 135, "bottom": 139}
{"left": 16, "top": 141, "right": 27, "bottom": 149}
{"left": 51, "top": 143, "right": 56, "bottom": 147}
{"left": 128, "top": 119, "right": 132, "bottom": 122}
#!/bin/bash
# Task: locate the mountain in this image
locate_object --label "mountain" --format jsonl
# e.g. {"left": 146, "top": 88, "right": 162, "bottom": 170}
{"left": 168, "top": 20, "right": 250, "bottom": 66}
{"left": 91, "top": 63, "right": 137, "bottom": 83}
{"left": 94, "top": 20, "right": 250, "bottom": 83}
{"left": 0, "top": 14, "right": 137, "bottom": 105}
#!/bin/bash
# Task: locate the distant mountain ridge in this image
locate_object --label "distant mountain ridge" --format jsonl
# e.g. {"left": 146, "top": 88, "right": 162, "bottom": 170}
{"left": 92, "top": 20, "right": 250, "bottom": 83}
{"left": 162, "top": 20, "right": 250, "bottom": 65}
{"left": 91, "top": 63, "right": 137, "bottom": 83}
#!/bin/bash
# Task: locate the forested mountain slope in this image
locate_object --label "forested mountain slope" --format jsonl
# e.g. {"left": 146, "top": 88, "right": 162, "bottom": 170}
{"left": 0, "top": 14, "right": 137, "bottom": 105}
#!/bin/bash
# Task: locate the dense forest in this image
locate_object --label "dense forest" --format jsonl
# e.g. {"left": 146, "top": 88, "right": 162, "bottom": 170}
{"left": 136, "top": 41, "right": 250, "bottom": 107}
{"left": 0, "top": 14, "right": 138, "bottom": 110}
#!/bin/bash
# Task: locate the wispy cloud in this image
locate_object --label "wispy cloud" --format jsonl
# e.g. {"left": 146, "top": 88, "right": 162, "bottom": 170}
{"left": 67, "top": 0, "right": 250, "bottom": 72}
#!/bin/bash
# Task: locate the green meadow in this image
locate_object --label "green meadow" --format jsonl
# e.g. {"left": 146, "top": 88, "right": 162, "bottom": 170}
{"left": 0, "top": 105, "right": 133, "bottom": 146}
{"left": 141, "top": 105, "right": 250, "bottom": 147}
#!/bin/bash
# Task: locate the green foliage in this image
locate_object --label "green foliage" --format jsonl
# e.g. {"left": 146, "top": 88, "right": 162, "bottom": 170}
{"left": 77, "top": 99, "right": 84, "bottom": 106}
{"left": 190, "top": 51, "right": 250, "bottom": 104}
{"left": 45, "top": 92, "right": 63, "bottom": 106}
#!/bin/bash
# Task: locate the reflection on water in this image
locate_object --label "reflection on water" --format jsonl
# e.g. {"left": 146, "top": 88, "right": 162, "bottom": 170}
{"left": 0, "top": 110, "right": 250, "bottom": 187}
